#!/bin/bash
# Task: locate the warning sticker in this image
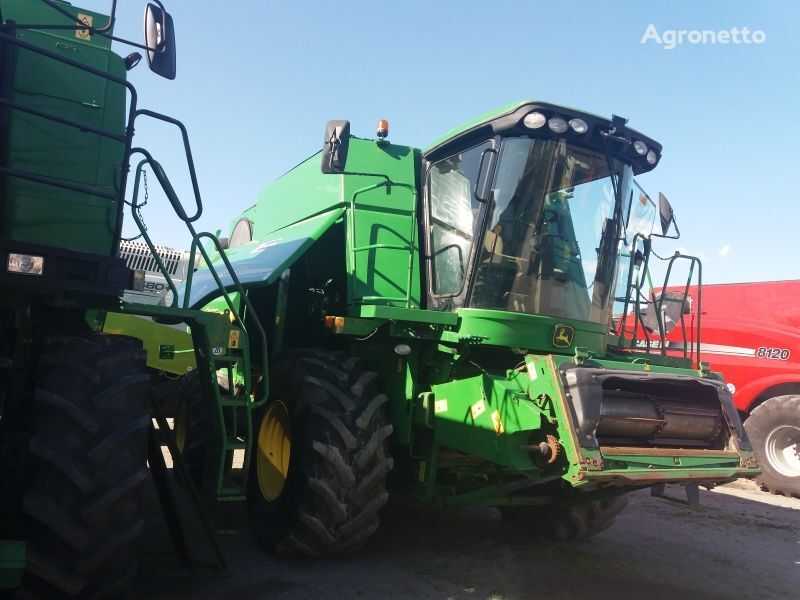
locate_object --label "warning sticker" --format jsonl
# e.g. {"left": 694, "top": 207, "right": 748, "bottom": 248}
{"left": 490, "top": 410, "right": 504, "bottom": 436}
{"left": 434, "top": 399, "right": 448, "bottom": 413}
{"left": 470, "top": 399, "right": 486, "bottom": 420}
{"left": 228, "top": 330, "right": 241, "bottom": 349}
{"left": 525, "top": 359, "right": 538, "bottom": 381}
{"left": 75, "top": 13, "right": 93, "bottom": 40}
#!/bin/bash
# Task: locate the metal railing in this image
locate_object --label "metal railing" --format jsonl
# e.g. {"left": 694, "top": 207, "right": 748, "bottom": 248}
{"left": 0, "top": 16, "right": 269, "bottom": 404}
{"left": 614, "top": 235, "right": 703, "bottom": 367}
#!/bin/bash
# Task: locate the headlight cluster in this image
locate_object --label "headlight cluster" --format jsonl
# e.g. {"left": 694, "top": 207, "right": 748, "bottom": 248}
{"left": 521, "top": 109, "right": 659, "bottom": 167}
{"left": 523, "top": 111, "right": 588, "bottom": 135}
{"left": 632, "top": 140, "right": 658, "bottom": 165}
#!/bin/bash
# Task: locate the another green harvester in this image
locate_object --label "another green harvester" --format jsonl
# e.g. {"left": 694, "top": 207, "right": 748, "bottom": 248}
{"left": 0, "top": 1, "right": 264, "bottom": 596}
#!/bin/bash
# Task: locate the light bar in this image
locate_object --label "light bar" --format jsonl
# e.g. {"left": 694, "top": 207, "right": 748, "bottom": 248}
{"left": 7, "top": 253, "right": 44, "bottom": 276}
{"left": 511, "top": 106, "right": 661, "bottom": 172}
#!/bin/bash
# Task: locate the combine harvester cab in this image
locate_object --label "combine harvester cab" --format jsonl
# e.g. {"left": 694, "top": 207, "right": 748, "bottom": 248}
{"left": 184, "top": 103, "right": 759, "bottom": 556}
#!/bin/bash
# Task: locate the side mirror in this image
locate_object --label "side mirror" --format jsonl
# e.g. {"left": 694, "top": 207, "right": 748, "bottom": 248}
{"left": 321, "top": 120, "right": 351, "bottom": 174}
{"left": 144, "top": 3, "right": 176, "bottom": 80}
{"left": 658, "top": 192, "right": 674, "bottom": 236}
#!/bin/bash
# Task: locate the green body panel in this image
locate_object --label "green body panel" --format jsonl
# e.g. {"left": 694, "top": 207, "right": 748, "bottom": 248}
{"left": 445, "top": 308, "right": 607, "bottom": 356}
{"left": 253, "top": 152, "right": 344, "bottom": 239}
{"left": 1, "top": 0, "right": 125, "bottom": 256}
{"left": 185, "top": 207, "right": 345, "bottom": 308}
{"left": 341, "top": 139, "right": 420, "bottom": 307}
{"left": 103, "top": 312, "right": 197, "bottom": 375}
{"left": 425, "top": 373, "right": 542, "bottom": 472}
{"left": 212, "top": 138, "right": 421, "bottom": 311}
{"left": 357, "top": 304, "right": 458, "bottom": 326}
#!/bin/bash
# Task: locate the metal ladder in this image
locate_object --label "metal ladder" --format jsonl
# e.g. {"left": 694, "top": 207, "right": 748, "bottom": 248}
{"left": 128, "top": 160, "right": 268, "bottom": 499}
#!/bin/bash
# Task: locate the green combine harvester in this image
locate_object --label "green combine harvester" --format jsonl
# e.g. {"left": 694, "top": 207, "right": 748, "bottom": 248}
{"left": 169, "top": 107, "right": 759, "bottom": 555}
{"left": 0, "top": 0, "right": 266, "bottom": 596}
{"left": 0, "top": 0, "right": 760, "bottom": 597}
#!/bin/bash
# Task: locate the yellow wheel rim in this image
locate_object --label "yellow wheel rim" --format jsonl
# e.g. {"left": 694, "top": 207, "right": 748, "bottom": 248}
{"left": 257, "top": 401, "right": 291, "bottom": 501}
{"left": 175, "top": 401, "right": 187, "bottom": 452}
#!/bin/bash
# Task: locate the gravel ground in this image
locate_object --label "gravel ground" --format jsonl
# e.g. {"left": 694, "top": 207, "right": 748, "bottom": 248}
{"left": 133, "top": 478, "right": 799, "bottom": 600}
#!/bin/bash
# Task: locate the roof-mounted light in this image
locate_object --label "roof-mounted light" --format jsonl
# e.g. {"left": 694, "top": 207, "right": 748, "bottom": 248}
{"left": 376, "top": 119, "right": 389, "bottom": 140}
{"left": 523, "top": 111, "right": 546, "bottom": 129}
{"left": 568, "top": 118, "right": 588, "bottom": 134}
{"left": 548, "top": 117, "right": 568, "bottom": 134}
{"left": 633, "top": 140, "right": 648, "bottom": 156}
{"left": 646, "top": 150, "right": 658, "bottom": 165}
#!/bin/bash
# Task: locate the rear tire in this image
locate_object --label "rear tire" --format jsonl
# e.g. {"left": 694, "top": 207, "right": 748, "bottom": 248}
{"left": 22, "top": 334, "right": 150, "bottom": 598}
{"left": 744, "top": 395, "right": 800, "bottom": 498}
{"left": 247, "top": 349, "right": 393, "bottom": 557}
{"left": 501, "top": 495, "right": 628, "bottom": 541}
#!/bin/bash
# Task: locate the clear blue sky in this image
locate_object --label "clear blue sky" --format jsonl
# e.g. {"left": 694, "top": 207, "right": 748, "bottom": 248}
{"left": 88, "top": 0, "right": 797, "bottom": 284}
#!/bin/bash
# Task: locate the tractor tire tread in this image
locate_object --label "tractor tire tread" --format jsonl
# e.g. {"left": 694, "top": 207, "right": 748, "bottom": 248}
{"left": 248, "top": 349, "right": 392, "bottom": 558}
{"left": 745, "top": 395, "right": 800, "bottom": 498}
{"left": 21, "top": 333, "right": 149, "bottom": 598}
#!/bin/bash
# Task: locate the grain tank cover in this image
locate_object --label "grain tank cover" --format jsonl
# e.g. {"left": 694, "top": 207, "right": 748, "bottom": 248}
{"left": 183, "top": 207, "right": 344, "bottom": 308}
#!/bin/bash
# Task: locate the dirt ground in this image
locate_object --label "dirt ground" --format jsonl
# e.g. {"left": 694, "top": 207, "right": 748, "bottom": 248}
{"left": 133, "top": 478, "right": 799, "bottom": 600}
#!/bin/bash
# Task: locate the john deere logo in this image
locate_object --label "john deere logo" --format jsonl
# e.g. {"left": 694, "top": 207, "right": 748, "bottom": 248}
{"left": 553, "top": 324, "right": 574, "bottom": 348}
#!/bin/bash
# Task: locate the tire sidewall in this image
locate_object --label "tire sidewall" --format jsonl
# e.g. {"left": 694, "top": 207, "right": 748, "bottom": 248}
{"left": 745, "top": 395, "right": 800, "bottom": 495}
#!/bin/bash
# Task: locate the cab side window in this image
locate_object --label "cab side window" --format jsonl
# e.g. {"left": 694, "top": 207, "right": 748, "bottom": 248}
{"left": 428, "top": 142, "right": 491, "bottom": 297}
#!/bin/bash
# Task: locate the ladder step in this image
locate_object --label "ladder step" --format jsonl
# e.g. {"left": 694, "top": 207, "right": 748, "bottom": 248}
{"left": 218, "top": 484, "right": 245, "bottom": 499}
{"left": 218, "top": 493, "right": 246, "bottom": 501}
{"left": 225, "top": 437, "right": 248, "bottom": 451}
{"left": 219, "top": 397, "right": 248, "bottom": 407}
{"left": 214, "top": 355, "right": 240, "bottom": 364}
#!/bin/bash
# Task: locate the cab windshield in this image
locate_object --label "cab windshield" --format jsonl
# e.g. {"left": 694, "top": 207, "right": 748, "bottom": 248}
{"left": 470, "top": 137, "right": 632, "bottom": 326}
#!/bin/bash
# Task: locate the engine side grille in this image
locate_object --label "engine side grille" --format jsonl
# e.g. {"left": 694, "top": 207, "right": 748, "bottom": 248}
{"left": 119, "top": 240, "right": 182, "bottom": 276}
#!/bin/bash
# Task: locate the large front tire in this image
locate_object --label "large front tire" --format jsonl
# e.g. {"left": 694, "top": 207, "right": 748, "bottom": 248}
{"left": 247, "top": 349, "right": 393, "bottom": 557}
{"left": 22, "top": 334, "right": 150, "bottom": 598}
{"left": 744, "top": 395, "right": 800, "bottom": 498}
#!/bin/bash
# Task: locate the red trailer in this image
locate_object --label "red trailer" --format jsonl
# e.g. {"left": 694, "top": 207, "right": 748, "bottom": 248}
{"left": 662, "top": 280, "right": 800, "bottom": 497}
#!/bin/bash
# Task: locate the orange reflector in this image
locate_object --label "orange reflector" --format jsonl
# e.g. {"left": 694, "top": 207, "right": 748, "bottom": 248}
{"left": 334, "top": 316, "right": 345, "bottom": 329}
